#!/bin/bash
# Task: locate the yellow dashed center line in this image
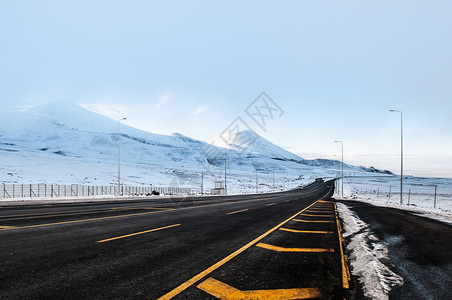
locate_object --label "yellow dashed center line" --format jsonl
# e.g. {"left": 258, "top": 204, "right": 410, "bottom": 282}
{"left": 227, "top": 209, "right": 249, "bottom": 215}
{"left": 97, "top": 224, "right": 181, "bottom": 243}
{"left": 0, "top": 226, "right": 17, "bottom": 230}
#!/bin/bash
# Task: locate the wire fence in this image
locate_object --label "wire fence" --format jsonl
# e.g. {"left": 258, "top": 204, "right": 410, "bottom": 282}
{"left": 1, "top": 183, "right": 200, "bottom": 200}
{"left": 350, "top": 184, "right": 452, "bottom": 209}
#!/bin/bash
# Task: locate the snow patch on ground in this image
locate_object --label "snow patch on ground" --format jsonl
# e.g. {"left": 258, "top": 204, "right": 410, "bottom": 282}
{"left": 337, "top": 202, "right": 403, "bottom": 300}
{"left": 339, "top": 176, "right": 452, "bottom": 226}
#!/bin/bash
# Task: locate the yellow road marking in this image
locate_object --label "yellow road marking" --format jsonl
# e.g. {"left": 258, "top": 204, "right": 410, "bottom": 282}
{"left": 227, "top": 209, "right": 249, "bottom": 215}
{"left": 299, "top": 214, "right": 333, "bottom": 217}
{"left": 197, "top": 277, "right": 323, "bottom": 300}
{"left": 157, "top": 200, "right": 319, "bottom": 300}
{"left": 97, "top": 224, "right": 181, "bottom": 243}
{"left": 256, "top": 242, "right": 334, "bottom": 253}
{"left": 0, "top": 196, "right": 287, "bottom": 231}
{"left": 266, "top": 203, "right": 276, "bottom": 206}
{"left": 0, "top": 226, "right": 18, "bottom": 230}
{"left": 279, "top": 228, "right": 333, "bottom": 234}
{"left": 318, "top": 200, "right": 332, "bottom": 203}
{"left": 293, "top": 219, "right": 333, "bottom": 223}
{"left": 0, "top": 209, "right": 175, "bottom": 231}
{"left": 0, "top": 206, "right": 154, "bottom": 219}
{"left": 335, "top": 203, "right": 351, "bottom": 289}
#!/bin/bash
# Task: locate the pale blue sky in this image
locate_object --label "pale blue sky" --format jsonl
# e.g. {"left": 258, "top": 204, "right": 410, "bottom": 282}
{"left": 1, "top": 0, "right": 451, "bottom": 177}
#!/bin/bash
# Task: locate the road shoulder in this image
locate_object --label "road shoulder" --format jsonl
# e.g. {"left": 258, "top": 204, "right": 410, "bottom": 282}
{"left": 336, "top": 199, "right": 452, "bottom": 300}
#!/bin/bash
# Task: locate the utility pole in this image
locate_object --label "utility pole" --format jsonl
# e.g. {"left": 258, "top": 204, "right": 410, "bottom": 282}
{"left": 117, "top": 118, "right": 126, "bottom": 196}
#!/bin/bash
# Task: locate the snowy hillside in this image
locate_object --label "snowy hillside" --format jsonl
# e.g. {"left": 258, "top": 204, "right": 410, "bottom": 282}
{"left": 0, "top": 101, "right": 391, "bottom": 193}
{"left": 210, "top": 130, "right": 303, "bottom": 162}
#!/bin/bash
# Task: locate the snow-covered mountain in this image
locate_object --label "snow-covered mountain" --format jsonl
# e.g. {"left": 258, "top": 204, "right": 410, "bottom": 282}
{"left": 0, "top": 101, "right": 390, "bottom": 192}
{"left": 210, "top": 130, "right": 304, "bottom": 162}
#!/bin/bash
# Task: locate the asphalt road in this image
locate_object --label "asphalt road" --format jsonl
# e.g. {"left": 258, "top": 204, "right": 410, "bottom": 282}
{"left": 1, "top": 179, "right": 351, "bottom": 299}
{"left": 338, "top": 200, "right": 452, "bottom": 300}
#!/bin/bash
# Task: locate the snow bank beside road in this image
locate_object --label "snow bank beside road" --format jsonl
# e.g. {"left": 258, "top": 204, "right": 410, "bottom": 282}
{"left": 337, "top": 203, "right": 403, "bottom": 300}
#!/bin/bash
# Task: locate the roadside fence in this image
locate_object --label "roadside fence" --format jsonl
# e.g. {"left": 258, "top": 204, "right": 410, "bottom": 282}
{"left": 1, "top": 183, "right": 200, "bottom": 200}
{"left": 353, "top": 185, "right": 451, "bottom": 209}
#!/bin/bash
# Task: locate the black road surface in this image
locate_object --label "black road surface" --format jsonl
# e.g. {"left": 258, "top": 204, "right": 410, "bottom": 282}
{"left": 338, "top": 200, "right": 452, "bottom": 300}
{"left": 0, "top": 179, "right": 352, "bottom": 299}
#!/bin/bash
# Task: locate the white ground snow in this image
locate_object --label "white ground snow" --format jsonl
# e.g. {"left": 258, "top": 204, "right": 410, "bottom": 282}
{"left": 337, "top": 175, "right": 452, "bottom": 225}
{"left": 337, "top": 202, "right": 404, "bottom": 300}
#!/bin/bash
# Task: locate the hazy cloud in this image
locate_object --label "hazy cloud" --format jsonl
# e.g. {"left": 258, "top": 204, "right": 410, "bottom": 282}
{"left": 193, "top": 104, "right": 211, "bottom": 115}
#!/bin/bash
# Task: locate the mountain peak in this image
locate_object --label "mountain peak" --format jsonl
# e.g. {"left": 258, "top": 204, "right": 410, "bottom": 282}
{"left": 209, "top": 130, "right": 303, "bottom": 161}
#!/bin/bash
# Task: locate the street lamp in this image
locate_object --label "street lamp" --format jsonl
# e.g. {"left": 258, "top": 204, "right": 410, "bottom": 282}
{"left": 334, "top": 141, "right": 344, "bottom": 199}
{"left": 389, "top": 109, "right": 403, "bottom": 204}
{"left": 118, "top": 118, "right": 126, "bottom": 196}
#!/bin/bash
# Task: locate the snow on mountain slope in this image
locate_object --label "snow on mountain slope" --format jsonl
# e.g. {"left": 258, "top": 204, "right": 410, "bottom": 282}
{"left": 209, "top": 130, "right": 304, "bottom": 162}
{"left": 0, "top": 101, "right": 388, "bottom": 191}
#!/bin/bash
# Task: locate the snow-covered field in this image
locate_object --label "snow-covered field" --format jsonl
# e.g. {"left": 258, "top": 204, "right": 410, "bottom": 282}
{"left": 337, "top": 175, "right": 452, "bottom": 225}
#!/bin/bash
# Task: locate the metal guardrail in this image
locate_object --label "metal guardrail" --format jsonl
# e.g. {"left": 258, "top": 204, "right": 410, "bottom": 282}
{"left": 1, "top": 183, "right": 200, "bottom": 199}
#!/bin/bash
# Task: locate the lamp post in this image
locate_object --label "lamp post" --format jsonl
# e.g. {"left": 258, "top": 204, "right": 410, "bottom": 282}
{"left": 334, "top": 141, "right": 344, "bottom": 199}
{"left": 117, "top": 118, "right": 126, "bottom": 196}
{"left": 389, "top": 109, "right": 403, "bottom": 204}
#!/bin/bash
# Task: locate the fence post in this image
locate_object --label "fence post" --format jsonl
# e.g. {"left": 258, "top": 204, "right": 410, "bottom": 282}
{"left": 408, "top": 189, "right": 411, "bottom": 205}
